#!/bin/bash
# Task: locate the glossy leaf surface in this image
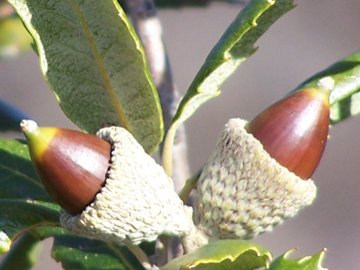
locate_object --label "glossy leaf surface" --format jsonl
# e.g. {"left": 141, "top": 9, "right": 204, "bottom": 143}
{"left": 8, "top": 0, "right": 163, "bottom": 153}
{"left": 161, "top": 240, "right": 271, "bottom": 270}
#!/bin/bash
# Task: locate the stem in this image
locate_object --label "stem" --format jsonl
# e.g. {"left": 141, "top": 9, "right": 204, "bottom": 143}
{"left": 108, "top": 243, "right": 155, "bottom": 270}
{"left": 126, "top": 0, "right": 190, "bottom": 189}
{"left": 161, "top": 124, "right": 177, "bottom": 176}
{"left": 179, "top": 170, "right": 202, "bottom": 203}
{"left": 127, "top": 245, "right": 155, "bottom": 270}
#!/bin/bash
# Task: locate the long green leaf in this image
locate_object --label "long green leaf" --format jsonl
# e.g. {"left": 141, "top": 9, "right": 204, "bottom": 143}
{"left": 163, "top": 0, "right": 295, "bottom": 174}
{"left": 269, "top": 249, "right": 327, "bottom": 270}
{"left": 173, "top": 0, "right": 294, "bottom": 127}
{"left": 8, "top": 0, "right": 163, "bottom": 153}
{"left": 160, "top": 240, "right": 271, "bottom": 270}
{"left": 294, "top": 50, "right": 360, "bottom": 125}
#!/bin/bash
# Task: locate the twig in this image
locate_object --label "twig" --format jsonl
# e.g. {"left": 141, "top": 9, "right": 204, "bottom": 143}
{"left": 179, "top": 170, "right": 202, "bottom": 203}
{"left": 127, "top": 245, "right": 156, "bottom": 270}
{"left": 125, "top": 0, "right": 190, "bottom": 192}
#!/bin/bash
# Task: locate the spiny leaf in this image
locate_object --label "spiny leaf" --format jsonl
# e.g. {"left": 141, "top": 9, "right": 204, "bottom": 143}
{"left": 294, "top": 50, "right": 360, "bottom": 125}
{"left": 8, "top": 0, "right": 163, "bottom": 154}
{"left": 269, "top": 249, "right": 328, "bottom": 270}
{"left": 160, "top": 240, "right": 271, "bottom": 270}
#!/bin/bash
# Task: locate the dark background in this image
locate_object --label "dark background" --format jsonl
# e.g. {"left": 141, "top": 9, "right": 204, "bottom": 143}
{"left": 1, "top": 1, "right": 360, "bottom": 269}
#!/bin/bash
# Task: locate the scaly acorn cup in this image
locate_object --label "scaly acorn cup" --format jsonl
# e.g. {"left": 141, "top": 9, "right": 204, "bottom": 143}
{"left": 185, "top": 78, "right": 332, "bottom": 252}
{"left": 21, "top": 120, "right": 191, "bottom": 246}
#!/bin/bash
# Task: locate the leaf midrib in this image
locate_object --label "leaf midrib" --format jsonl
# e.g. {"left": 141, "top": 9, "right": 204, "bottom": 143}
{"left": 70, "top": 0, "right": 130, "bottom": 131}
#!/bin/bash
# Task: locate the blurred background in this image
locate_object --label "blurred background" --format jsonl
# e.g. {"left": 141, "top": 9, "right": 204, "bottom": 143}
{"left": 1, "top": 0, "right": 360, "bottom": 269}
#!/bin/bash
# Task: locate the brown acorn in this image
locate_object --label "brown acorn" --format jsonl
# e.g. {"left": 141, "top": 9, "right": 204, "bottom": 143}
{"left": 246, "top": 87, "right": 330, "bottom": 179}
{"left": 20, "top": 120, "right": 111, "bottom": 215}
{"left": 21, "top": 120, "right": 191, "bottom": 246}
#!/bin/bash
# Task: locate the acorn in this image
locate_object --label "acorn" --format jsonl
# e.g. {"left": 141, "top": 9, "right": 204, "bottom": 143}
{"left": 21, "top": 120, "right": 191, "bottom": 245}
{"left": 246, "top": 86, "right": 330, "bottom": 180}
{"left": 185, "top": 78, "right": 333, "bottom": 252}
{"left": 21, "top": 119, "right": 110, "bottom": 215}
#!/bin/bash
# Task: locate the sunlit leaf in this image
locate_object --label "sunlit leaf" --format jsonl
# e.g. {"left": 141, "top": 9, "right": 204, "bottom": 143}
{"left": 161, "top": 240, "right": 271, "bottom": 270}
{"left": 172, "top": 0, "right": 294, "bottom": 128}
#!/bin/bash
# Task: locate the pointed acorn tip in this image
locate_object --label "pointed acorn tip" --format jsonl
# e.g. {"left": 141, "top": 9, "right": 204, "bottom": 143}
{"left": 20, "top": 119, "right": 39, "bottom": 134}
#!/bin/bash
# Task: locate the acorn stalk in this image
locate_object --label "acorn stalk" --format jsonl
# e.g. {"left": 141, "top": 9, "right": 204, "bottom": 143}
{"left": 185, "top": 78, "right": 332, "bottom": 252}
{"left": 21, "top": 120, "right": 191, "bottom": 246}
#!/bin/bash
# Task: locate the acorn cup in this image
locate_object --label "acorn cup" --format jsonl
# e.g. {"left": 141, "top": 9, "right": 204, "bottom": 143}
{"left": 21, "top": 120, "right": 191, "bottom": 246}
{"left": 185, "top": 78, "right": 332, "bottom": 252}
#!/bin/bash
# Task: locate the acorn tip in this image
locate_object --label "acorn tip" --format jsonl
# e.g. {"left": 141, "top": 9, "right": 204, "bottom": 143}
{"left": 20, "top": 119, "right": 38, "bottom": 133}
{"left": 317, "top": 76, "right": 334, "bottom": 93}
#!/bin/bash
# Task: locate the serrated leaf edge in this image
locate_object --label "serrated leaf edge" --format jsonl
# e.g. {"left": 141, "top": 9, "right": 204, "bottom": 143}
{"left": 279, "top": 248, "right": 328, "bottom": 270}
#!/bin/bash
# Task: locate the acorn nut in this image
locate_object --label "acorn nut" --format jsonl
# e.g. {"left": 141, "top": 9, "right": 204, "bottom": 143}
{"left": 187, "top": 79, "right": 332, "bottom": 251}
{"left": 21, "top": 120, "right": 191, "bottom": 246}
{"left": 246, "top": 86, "right": 330, "bottom": 179}
{"left": 21, "top": 119, "right": 110, "bottom": 215}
